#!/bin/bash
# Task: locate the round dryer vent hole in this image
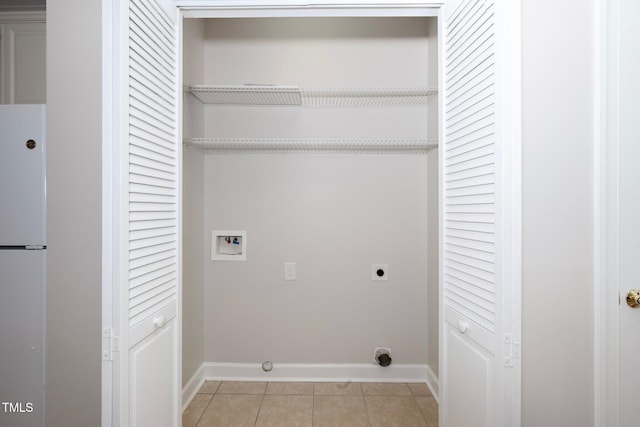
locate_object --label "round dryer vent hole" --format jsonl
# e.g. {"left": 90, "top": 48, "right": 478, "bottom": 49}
{"left": 372, "top": 264, "right": 388, "bottom": 281}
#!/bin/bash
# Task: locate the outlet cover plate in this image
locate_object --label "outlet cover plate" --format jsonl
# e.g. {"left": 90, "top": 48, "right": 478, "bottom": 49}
{"left": 284, "top": 262, "right": 296, "bottom": 281}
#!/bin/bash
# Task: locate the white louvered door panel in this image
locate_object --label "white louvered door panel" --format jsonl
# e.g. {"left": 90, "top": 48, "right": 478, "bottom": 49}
{"left": 128, "top": 0, "right": 178, "bottom": 346}
{"left": 122, "top": 0, "right": 180, "bottom": 426}
{"left": 440, "top": 0, "right": 509, "bottom": 426}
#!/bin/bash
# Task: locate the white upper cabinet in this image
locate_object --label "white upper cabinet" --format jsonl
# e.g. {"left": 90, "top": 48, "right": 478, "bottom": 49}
{"left": 0, "top": 14, "right": 46, "bottom": 104}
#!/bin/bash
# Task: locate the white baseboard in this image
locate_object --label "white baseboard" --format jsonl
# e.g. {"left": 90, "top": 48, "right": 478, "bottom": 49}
{"left": 425, "top": 364, "right": 439, "bottom": 403}
{"left": 182, "top": 364, "right": 205, "bottom": 411}
{"left": 204, "top": 362, "right": 429, "bottom": 383}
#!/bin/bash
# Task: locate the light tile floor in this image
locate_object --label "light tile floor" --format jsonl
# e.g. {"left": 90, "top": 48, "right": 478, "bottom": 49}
{"left": 183, "top": 381, "right": 439, "bottom": 427}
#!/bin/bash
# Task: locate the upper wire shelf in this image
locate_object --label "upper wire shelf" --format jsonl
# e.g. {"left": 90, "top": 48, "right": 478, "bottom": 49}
{"left": 185, "top": 85, "right": 437, "bottom": 107}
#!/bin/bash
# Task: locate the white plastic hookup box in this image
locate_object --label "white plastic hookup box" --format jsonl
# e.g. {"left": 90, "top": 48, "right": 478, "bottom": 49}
{"left": 211, "top": 230, "right": 247, "bottom": 261}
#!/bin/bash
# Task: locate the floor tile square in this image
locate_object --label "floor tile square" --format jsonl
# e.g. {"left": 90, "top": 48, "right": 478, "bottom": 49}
{"left": 197, "top": 394, "right": 262, "bottom": 427}
{"left": 255, "top": 395, "right": 313, "bottom": 427}
{"left": 314, "top": 382, "right": 362, "bottom": 396}
{"left": 217, "top": 381, "right": 267, "bottom": 395}
{"left": 313, "top": 395, "right": 370, "bottom": 427}
{"left": 365, "top": 396, "right": 427, "bottom": 427}
{"left": 266, "top": 382, "right": 314, "bottom": 395}
{"left": 199, "top": 380, "right": 221, "bottom": 394}
{"left": 362, "top": 382, "right": 412, "bottom": 396}
{"left": 408, "top": 383, "right": 432, "bottom": 397}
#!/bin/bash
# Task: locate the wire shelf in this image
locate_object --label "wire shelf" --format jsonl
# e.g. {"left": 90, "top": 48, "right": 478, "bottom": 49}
{"left": 186, "top": 85, "right": 437, "bottom": 107}
{"left": 186, "top": 85, "right": 302, "bottom": 105}
{"left": 183, "top": 138, "right": 438, "bottom": 154}
{"left": 300, "top": 87, "right": 437, "bottom": 107}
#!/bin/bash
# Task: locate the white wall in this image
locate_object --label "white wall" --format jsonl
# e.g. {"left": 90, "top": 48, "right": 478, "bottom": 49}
{"left": 521, "top": 0, "right": 595, "bottom": 425}
{"left": 201, "top": 16, "right": 433, "bottom": 142}
{"left": 183, "top": 19, "right": 205, "bottom": 140}
{"left": 204, "top": 107, "right": 429, "bottom": 140}
{"left": 182, "top": 18, "right": 205, "bottom": 387}
{"left": 46, "top": 0, "right": 102, "bottom": 426}
{"left": 203, "top": 154, "right": 430, "bottom": 364}
{"left": 203, "top": 17, "right": 432, "bottom": 88}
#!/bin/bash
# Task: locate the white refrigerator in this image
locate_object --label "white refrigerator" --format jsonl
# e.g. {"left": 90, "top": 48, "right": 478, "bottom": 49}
{"left": 0, "top": 105, "right": 46, "bottom": 427}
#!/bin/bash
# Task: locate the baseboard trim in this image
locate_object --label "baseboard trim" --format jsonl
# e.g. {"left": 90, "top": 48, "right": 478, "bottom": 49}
{"left": 204, "top": 362, "right": 430, "bottom": 383}
{"left": 182, "top": 363, "right": 205, "bottom": 411}
{"left": 425, "top": 364, "right": 439, "bottom": 403}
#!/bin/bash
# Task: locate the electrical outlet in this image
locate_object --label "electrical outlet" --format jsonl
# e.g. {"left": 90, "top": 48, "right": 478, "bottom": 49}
{"left": 372, "top": 264, "right": 388, "bottom": 281}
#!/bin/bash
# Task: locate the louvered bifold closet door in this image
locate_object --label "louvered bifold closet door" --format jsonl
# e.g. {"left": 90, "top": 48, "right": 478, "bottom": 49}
{"left": 128, "top": 0, "right": 179, "bottom": 342}
{"left": 441, "top": 0, "right": 502, "bottom": 426}
{"left": 125, "top": 0, "right": 180, "bottom": 425}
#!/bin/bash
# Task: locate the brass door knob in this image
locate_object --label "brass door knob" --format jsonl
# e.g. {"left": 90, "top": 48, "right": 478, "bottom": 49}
{"left": 626, "top": 290, "right": 640, "bottom": 307}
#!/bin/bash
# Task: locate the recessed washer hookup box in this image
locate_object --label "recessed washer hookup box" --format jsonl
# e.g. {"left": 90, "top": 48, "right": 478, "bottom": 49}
{"left": 211, "top": 230, "right": 246, "bottom": 261}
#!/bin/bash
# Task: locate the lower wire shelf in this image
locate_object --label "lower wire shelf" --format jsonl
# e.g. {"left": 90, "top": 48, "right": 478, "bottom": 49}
{"left": 183, "top": 138, "right": 438, "bottom": 154}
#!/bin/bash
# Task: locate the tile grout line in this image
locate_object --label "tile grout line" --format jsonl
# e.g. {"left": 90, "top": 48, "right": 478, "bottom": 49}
{"left": 413, "top": 394, "right": 431, "bottom": 426}
{"left": 202, "top": 381, "right": 222, "bottom": 427}
{"left": 311, "top": 382, "right": 315, "bottom": 427}
{"left": 252, "top": 384, "right": 267, "bottom": 427}
{"left": 192, "top": 382, "right": 220, "bottom": 427}
{"left": 360, "top": 383, "right": 374, "bottom": 427}
{"left": 192, "top": 381, "right": 220, "bottom": 427}
{"left": 192, "top": 393, "right": 213, "bottom": 427}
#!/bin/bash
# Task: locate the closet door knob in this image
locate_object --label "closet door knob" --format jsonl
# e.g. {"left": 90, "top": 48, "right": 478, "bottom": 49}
{"left": 457, "top": 319, "right": 469, "bottom": 334}
{"left": 153, "top": 316, "right": 166, "bottom": 328}
{"left": 626, "top": 290, "right": 640, "bottom": 308}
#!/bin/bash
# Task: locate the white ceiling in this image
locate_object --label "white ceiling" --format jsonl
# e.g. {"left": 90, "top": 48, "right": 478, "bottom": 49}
{"left": 0, "top": 0, "right": 45, "bottom": 11}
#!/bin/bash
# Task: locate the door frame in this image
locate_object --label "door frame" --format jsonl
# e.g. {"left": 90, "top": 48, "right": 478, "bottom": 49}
{"left": 595, "top": 0, "right": 621, "bottom": 425}
{"left": 101, "top": 1, "right": 522, "bottom": 426}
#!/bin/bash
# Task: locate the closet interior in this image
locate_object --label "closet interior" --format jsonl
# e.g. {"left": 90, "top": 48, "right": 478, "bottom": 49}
{"left": 181, "top": 16, "right": 439, "bottom": 386}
